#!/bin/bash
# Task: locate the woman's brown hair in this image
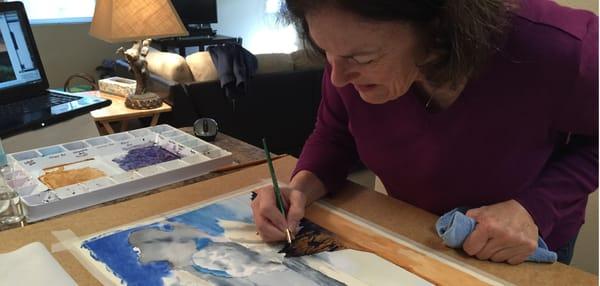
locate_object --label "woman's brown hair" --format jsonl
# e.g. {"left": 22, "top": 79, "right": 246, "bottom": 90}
{"left": 281, "top": 0, "right": 516, "bottom": 87}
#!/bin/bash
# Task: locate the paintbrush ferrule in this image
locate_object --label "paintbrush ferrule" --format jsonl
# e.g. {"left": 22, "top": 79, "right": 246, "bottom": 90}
{"left": 285, "top": 228, "right": 293, "bottom": 244}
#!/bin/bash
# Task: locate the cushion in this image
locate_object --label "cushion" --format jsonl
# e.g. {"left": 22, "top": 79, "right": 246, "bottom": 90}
{"left": 255, "top": 53, "right": 294, "bottom": 74}
{"left": 186, "top": 51, "right": 218, "bottom": 82}
{"left": 146, "top": 49, "right": 194, "bottom": 83}
{"left": 291, "top": 50, "right": 325, "bottom": 70}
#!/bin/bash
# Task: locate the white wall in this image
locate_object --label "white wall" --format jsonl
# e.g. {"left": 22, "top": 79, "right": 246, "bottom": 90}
{"left": 213, "top": 0, "right": 297, "bottom": 54}
{"left": 30, "top": 23, "right": 121, "bottom": 88}
{"left": 557, "top": 0, "right": 598, "bottom": 13}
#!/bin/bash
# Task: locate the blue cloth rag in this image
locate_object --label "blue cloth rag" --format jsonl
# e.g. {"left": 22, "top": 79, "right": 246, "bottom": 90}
{"left": 435, "top": 208, "right": 557, "bottom": 263}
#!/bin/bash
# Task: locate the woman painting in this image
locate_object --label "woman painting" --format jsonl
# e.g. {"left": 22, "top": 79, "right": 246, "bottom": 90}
{"left": 251, "top": 0, "right": 598, "bottom": 265}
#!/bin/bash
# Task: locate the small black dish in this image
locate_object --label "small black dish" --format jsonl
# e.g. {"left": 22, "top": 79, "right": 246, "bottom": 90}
{"left": 193, "top": 118, "right": 218, "bottom": 142}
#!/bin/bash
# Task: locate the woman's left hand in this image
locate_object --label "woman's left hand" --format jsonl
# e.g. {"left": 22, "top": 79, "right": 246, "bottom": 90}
{"left": 463, "top": 200, "right": 539, "bottom": 264}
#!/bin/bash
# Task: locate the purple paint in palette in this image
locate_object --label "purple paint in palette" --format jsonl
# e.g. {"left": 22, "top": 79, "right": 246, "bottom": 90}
{"left": 113, "top": 145, "right": 181, "bottom": 171}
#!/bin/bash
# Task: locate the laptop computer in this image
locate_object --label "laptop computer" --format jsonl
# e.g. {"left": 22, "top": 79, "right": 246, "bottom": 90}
{"left": 0, "top": 2, "right": 110, "bottom": 138}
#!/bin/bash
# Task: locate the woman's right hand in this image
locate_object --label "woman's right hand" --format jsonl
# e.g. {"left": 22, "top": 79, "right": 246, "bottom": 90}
{"left": 251, "top": 185, "right": 307, "bottom": 242}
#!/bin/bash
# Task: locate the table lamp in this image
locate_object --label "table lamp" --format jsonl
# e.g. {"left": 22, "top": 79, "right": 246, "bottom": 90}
{"left": 89, "top": 0, "right": 189, "bottom": 109}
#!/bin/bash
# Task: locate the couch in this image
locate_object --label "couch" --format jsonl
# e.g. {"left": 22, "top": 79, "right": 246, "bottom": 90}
{"left": 115, "top": 48, "right": 324, "bottom": 157}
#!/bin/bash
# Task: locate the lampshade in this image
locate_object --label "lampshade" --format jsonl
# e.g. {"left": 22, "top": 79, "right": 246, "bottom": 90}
{"left": 90, "top": 0, "right": 189, "bottom": 43}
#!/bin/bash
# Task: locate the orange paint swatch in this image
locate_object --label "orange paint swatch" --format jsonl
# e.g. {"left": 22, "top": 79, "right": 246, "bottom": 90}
{"left": 39, "top": 166, "right": 105, "bottom": 189}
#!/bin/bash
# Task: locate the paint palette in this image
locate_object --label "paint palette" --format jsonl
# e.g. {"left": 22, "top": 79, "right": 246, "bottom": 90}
{"left": 3, "top": 125, "right": 232, "bottom": 222}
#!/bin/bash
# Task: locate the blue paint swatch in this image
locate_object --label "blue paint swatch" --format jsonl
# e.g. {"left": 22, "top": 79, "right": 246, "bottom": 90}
{"left": 108, "top": 133, "right": 132, "bottom": 142}
{"left": 39, "top": 146, "right": 64, "bottom": 156}
{"left": 12, "top": 150, "right": 40, "bottom": 161}
{"left": 86, "top": 137, "right": 110, "bottom": 146}
{"left": 63, "top": 141, "right": 89, "bottom": 151}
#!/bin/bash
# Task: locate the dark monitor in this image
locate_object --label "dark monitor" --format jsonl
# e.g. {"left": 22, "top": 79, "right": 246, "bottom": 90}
{"left": 171, "top": 0, "right": 218, "bottom": 26}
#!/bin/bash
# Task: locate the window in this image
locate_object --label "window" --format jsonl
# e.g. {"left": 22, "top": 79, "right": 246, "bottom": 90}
{"left": 265, "top": 0, "right": 282, "bottom": 14}
{"left": 19, "top": 0, "right": 96, "bottom": 24}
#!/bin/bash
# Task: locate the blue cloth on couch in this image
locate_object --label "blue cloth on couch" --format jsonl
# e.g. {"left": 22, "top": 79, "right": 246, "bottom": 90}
{"left": 435, "top": 208, "right": 557, "bottom": 263}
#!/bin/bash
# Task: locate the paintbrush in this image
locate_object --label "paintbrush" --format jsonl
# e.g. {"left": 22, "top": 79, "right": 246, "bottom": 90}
{"left": 262, "top": 138, "right": 293, "bottom": 244}
{"left": 42, "top": 157, "right": 95, "bottom": 171}
{"left": 211, "top": 154, "right": 287, "bottom": 173}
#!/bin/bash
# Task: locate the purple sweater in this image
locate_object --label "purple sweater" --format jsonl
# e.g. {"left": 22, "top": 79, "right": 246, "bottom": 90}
{"left": 293, "top": 0, "right": 598, "bottom": 250}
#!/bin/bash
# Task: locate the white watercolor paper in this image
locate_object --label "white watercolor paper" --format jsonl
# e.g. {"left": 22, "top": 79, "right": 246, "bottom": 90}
{"left": 72, "top": 192, "right": 433, "bottom": 286}
{"left": 0, "top": 242, "right": 76, "bottom": 286}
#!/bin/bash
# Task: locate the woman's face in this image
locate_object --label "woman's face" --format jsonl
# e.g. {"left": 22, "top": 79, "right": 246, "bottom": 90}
{"left": 307, "top": 7, "right": 425, "bottom": 104}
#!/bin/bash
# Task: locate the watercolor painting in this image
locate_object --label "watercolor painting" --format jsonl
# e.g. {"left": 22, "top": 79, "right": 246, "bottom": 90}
{"left": 76, "top": 192, "right": 432, "bottom": 286}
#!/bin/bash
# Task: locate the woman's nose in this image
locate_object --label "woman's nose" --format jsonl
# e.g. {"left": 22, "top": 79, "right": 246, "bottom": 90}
{"left": 328, "top": 57, "right": 357, "bottom": 87}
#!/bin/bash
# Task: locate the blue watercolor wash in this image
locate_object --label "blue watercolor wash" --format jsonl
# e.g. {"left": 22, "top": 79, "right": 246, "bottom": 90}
{"left": 192, "top": 264, "right": 232, "bottom": 278}
{"left": 167, "top": 204, "right": 252, "bottom": 236}
{"left": 159, "top": 223, "right": 174, "bottom": 232}
{"left": 195, "top": 237, "right": 212, "bottom": 250}
{"left": 82, "top": 199, "right": 254, "bottom": 285}
{"left": 82, "top": 223, "right": 172, "bottom": 286}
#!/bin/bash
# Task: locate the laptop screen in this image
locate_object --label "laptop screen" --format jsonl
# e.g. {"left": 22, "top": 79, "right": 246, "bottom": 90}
{"left": 0, "top": 2, "right": 111, "bottom": 138}
{"left": 0, "top": 9, "right": 43, "bottom": 90}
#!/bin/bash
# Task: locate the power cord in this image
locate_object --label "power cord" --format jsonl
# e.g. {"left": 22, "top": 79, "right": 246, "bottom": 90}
{"left": 63, "top": 73, "right": 98, "bottom": 92}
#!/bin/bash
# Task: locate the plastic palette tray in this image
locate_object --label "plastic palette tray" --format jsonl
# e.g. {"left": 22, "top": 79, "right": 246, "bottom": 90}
{"left": 4, "top": 124, "right": 232, "bottom": 222}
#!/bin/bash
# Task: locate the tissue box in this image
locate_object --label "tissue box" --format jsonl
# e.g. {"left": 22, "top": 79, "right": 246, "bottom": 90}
{"left": 98, "top": 77, "right": 136, "bottom": 97}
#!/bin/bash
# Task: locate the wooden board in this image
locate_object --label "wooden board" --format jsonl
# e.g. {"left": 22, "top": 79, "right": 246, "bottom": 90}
{"left": 0, "top": 156, "right": 595, "bottom": 285}
{"left": 306, "top": 204, "right": 497, "bottom": 285}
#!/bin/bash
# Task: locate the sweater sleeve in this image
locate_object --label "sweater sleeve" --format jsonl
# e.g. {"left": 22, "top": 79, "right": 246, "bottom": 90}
{"left": 292, "top": 67, "right": 359, "bottom": 192}
{"left": 514, "top": 14, "right": 598, "bottom": 248}
{"left": 514, "top": 135, "right": 598, "bottom": 247}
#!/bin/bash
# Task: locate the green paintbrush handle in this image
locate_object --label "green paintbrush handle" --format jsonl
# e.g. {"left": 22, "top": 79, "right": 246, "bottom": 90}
{"left": 262, "top": 138, "right": 286, "bottom": 216}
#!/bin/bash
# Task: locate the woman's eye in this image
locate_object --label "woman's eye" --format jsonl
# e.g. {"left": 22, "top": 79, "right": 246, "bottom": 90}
{"left": 351, "top": 57, "right": 374, "bottom": 65}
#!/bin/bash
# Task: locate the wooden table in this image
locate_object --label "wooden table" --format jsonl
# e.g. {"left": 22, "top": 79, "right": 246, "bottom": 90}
{"left": 82, "top": 91, "right": 172, "bottom": 134}
{"left": 0, "top": 156, "right": 595, "bottom": 285}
